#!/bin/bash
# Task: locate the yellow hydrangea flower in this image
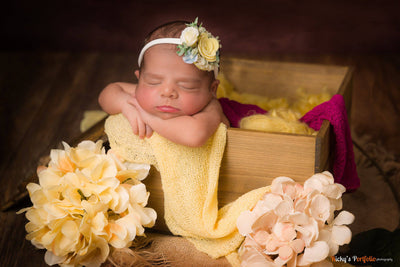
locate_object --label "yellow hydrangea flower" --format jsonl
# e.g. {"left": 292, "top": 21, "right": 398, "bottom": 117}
{"left": 18, "top": 140, "right": 156, "bottom": 267}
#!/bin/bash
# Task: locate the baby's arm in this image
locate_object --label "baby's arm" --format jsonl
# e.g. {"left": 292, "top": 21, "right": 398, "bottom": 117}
{"left": 98, "top": 82, "right": 136, "bottom": 114}
{"left": 98, "top": 82, "right": 152, "bottom": 138}
{"left": 131, "top": 98, "right": 228, "bottom": 147}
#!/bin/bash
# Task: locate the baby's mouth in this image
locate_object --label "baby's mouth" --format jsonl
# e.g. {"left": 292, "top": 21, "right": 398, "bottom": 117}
{"left": 156, "top": 105, "right": 180, "bottom": 113}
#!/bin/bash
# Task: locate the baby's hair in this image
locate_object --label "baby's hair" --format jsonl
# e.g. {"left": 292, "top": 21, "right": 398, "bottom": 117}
{"left": 144, "top": 20, "right": 189, "bottom": 44}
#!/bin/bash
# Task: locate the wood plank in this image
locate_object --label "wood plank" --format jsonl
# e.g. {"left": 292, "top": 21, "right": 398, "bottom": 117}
{"left": 220, "top": 128, "right": 316, "bottom": 189}
{"left": 221, "top": 57, "right": 348, "bottom": 102}
{"left": 0, "top": 52, "right": 69, "bottom": 177}
{"left": 0, "top": 53, "right": 136, "bottom": 266}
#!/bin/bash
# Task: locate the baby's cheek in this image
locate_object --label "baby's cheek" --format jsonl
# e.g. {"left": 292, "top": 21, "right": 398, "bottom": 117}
{"left": 182, "top": 98, "right": 206, "bottom": 115}
{"left": 136, "top": 93, "right": 153, "bottom": 112}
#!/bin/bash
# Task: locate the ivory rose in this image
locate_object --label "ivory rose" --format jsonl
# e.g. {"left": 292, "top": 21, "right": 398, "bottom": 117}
{"left": 180, "top": 26, "right": 199, "bottom": 46}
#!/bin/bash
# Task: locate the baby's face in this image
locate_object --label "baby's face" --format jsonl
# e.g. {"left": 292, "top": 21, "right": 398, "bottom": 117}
{"left": 135, "top": 44, "right": 218, "bottom": 120}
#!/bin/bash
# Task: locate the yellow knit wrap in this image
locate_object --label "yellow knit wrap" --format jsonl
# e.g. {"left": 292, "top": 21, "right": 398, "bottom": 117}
{"left": 105, "top": 114, "right": 270, "bottom": 262}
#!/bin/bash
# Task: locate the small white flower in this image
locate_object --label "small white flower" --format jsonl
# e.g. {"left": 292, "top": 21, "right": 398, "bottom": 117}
{"left": 180, "top": 26, "right": 199, "bottom": 46}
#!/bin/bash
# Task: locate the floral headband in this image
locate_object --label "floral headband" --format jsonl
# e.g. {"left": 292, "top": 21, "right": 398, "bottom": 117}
{"left": 138, "top": 18, "right": 221, "bottom": 78}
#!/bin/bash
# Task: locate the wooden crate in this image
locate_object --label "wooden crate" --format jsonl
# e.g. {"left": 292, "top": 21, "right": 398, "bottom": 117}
{"left": 144, "top": 57, "right": 353, "bottom": 232}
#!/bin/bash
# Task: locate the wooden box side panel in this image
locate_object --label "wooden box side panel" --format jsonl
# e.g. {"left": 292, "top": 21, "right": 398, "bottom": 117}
{"left": 314, "top": 65, "right": 353, "bottom": 173}
{"left": 221, "top": 58, "right": 350, "bottom": 102}
{"left": 218, "top": 129, "right": 316, "bottom": 206}
{"left": 314, "top": 121, "right": 334, "bottom": 173}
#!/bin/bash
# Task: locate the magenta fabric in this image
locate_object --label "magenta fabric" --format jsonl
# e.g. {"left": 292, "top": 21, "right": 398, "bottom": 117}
{"left": 218, "top": 97, "right": 267, "bottom": 128}
{"left": 300, "top": 94, "right": 360, "bottom": 191}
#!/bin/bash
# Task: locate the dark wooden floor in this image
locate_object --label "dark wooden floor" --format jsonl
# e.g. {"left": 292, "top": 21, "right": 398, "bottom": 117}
{"left": 0, "top": 52, "right": 399, "bottom": 266}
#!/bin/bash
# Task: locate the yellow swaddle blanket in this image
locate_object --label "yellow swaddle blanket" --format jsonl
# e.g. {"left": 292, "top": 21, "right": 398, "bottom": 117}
{"left": 105, "top": 114, "right": 270, "bottom": 263}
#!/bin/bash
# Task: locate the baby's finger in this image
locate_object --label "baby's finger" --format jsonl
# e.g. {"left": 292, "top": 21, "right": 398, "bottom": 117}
{"left": 137, "top": 118, "right": 146, "bottom": 139}
{"left": 130, "top": 119, "right": 139, "bottom": 135}
{"left": 124, "top": 112, "right": 139, "bottom": 135}
{"left": 146, "top": 125, "right": 153, "bottom": 138}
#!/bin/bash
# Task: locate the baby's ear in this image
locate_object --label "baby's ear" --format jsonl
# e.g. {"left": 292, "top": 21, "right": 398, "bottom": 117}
{"left": 134, "top": 70, "right": 140, "bottom": 80}
{"left": 210, "top": 79, "right": 220, "bottom": 96}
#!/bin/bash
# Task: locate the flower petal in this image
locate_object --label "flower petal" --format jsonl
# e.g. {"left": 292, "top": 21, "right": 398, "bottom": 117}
{"left": 255, "top": 193, "right": 283, "bottom": 214}
{"left": 295, "top": 218, "right": 319, "bottom": 246}
{"left": 252, "top": 230, "right": 270, "bottom": 246}
{"left": 273, "top": 222, "right": 296, "bottom": 242}
{"left": 322, "top": 184, "right": 345, "bottom": 199}
{"left": 298, "top": 241, "right": 329, "bottom": 265}
{"left": 129, "top": 183, "right": 149, "bottom": 205}
{"left": 331, "top": 225, "right": 352, "bottom": 245}
{"left": 288, "top": 212, "right": 309, "bottom": 225}
{"left": 290, "top": 238, "right": 305, "bottom": 254}
{"left": 333, "top": 211, "right": 355, "bottom": 226}
{"left": 239, "top": 243, "right": 276, "bottom": 267}
{"left": 237, "top": 210, "right": 257, "bottom": 236}
{"left": 278, "top": 245, "right": 293, "bottom": 260}
{"left": 44, "top": 250, "right": 67, "bottom": 266}
{"left": 125, "top": 163, "right": 150, "bottom": 180}
{"left": 271, "top": 176, "right": 295, "bottom": 194}
{"left": 310, "top": 195, "right": 330, "bottom": 221}
{"left": 274, "top": 200, "right": 293, "bottom": 218}
{"left": 251, "top": 210, "right": 278, "bottom": 232}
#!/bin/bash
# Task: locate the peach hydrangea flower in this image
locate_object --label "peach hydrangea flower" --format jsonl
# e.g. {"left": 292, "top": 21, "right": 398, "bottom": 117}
{"left": 237, "top": 171, "right": 353, "bottom": 267}
{"left": 18, "top": 140, "right": 156, "bottom": 267}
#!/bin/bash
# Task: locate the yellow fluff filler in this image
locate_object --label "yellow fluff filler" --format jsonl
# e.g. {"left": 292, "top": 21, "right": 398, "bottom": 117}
{"left": 105, "top": 114, "right": 270, "bottom": 265}
{"left": 216, "top": 73, "right": 289, "bottom": 111}
{"left": 240, "top": 111, "right": 316, "bottom": 135}
{"left": 217, "top": 73, "right": 332, "bottom": 135}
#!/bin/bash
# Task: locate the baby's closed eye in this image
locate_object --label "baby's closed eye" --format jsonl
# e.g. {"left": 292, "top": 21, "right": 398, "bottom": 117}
{"left": 180, "top": 85, "right": 197, "bottom": 90}
{"left": 178, "top": 82, "right": 200, "bottom": 90}
{"left": 146, "top": 80, "right": 161, "bottom": 86}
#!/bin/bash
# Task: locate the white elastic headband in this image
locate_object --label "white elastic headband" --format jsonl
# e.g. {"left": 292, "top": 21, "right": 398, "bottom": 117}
{"left": 137, "top": 37, "right": 218, "bottom": 78}
{"left": 137, "top": 38, "right": 182, "bottom": 67}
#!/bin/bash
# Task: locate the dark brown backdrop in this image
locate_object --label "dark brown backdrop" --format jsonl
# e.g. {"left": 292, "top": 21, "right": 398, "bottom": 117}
{"left": 1, "top": 0, "right": 399, "bottom": 54}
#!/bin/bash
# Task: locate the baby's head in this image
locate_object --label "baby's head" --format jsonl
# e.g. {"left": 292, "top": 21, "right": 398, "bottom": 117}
{"left": 134, "top": 18, "right": 221, "bottom": 120}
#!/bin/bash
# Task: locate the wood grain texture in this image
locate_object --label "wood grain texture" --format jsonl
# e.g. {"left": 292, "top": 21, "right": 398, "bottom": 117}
{"left": 221, "top": 57, "right": 349, "bottom": 101}
{"left": 0, "top": 53, "right": 138, "bottom": 266}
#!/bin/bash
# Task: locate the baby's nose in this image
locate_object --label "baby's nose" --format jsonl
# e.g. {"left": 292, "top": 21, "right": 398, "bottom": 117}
{"left": 161, "top": 85, "right": 178, "bottom": 98}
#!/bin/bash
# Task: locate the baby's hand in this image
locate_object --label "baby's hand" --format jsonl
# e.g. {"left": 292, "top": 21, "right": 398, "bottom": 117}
{"left": 127, "top": 97, "right": 152, "bottom": 123}
{"left": 121, "top": 98, "right": 153, "bottom": 138}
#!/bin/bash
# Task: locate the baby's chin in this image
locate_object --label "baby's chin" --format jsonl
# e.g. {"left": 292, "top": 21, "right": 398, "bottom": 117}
{"left": 157, "top": 113, "right": 180, "bottom": 120}
{"left": 145, "top": 107, "right": 194, "bottom": 120}
{"left": 151, "top": 111, "right": 187, "bottom": 120}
